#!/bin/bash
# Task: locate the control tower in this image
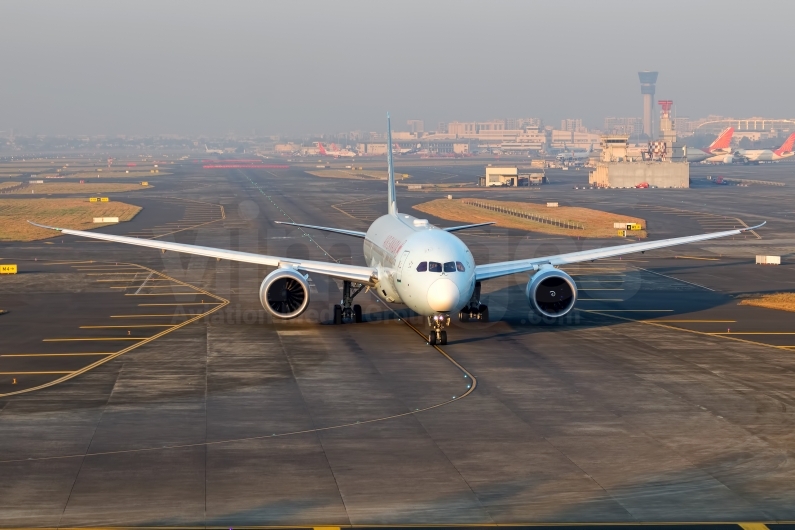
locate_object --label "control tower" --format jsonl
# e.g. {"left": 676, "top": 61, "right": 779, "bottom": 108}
{"left": 638, "top": 71, "right": 658, "bottom": 139}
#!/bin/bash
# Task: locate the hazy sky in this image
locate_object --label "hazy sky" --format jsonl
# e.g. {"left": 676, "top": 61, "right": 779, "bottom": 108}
{"left": 1, "top": 0, "right": 793, "bottom": 136}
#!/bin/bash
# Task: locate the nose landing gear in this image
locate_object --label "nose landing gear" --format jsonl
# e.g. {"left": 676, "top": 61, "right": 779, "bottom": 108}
{"left": 458, "top": 281, "right": 489, "bottom": 322}
{"left": 428, "top": 314, "right": 450, "bottom": 345}
{"left": 333, "top": 280, "right": 365, "bottom": 324}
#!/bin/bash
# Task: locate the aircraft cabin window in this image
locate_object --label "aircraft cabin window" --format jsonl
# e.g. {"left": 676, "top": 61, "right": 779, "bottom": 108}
{"left": 456, "top": 261, "right": 466, "bottom": 272}
{"left": 443, "top": 261, "right": 456, "bottom": 273}
{"left": 416, "top": 262, "right": 427, "bottom": 272}
{"left": 428, "top": 261, "right": 442, "bottom": 273}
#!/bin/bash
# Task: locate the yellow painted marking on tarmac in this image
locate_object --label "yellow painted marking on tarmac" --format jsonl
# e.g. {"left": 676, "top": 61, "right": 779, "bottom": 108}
{"left": 740, "top": 523, "right": 770, "bottom": 530}
{"left": 0, "top": 371, "right": 73, "bottom": 375}
{"left": 578, "top": 309, "right": 795, "bottom": 354}
{"left": 1, "top": 353, "right": 114, "bottom": 357}
{"left": 674, "top": 256, "right": 720, "bottom": 261}
{"left": 124, "top": 292, "right": 198, "bottom": 296}
{"left": 79, "top": 325, "right": 173, "bottom": 329}
{"left": 43, "top": 337, "right": 149, "bottom": 342}
{"left": 647, "top": 320, "right": 736, "bottom": 323}
{"left": 579, "top": 299, "right": 624, "bottom": 302}
{"left": 138, "top": 302, "right": 220, "bottom": 306}
{"left": 96, "top": 278, "right": 178, "bottom": 282}
{"left": 1, "top": 259, "right": 225, "bottom": 399}
{"left": 75, "top": 268, "right": 143, "bottom": 271}
{"left": 110, "top": 314, "right": 182, "bottom": 318}
{"left": 110, "top": 285, "right": 187, "bottom": 289}
{"left": 579, "top": 309, "right": 674, "bottom": 312}
{"left": 709, "top": 332, "right": 795, "bottom": 335}
{"left": 86, "top": 273, "right": 142, "bottom": 276}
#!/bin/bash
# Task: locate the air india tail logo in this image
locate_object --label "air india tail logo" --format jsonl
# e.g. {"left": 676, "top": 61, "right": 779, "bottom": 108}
{"left": 710, "top": 127, "right": 733, "bottom": 151}
{"left": 775, "top": 133, "right": 795, "bottom": 155}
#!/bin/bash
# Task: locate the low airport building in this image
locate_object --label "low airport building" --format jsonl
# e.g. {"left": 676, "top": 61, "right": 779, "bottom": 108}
{"left": 589, "top": 135, "right": 689, "bottom": 188}
{"left": 480, "top": 166, "right": 546, "bottom": 187}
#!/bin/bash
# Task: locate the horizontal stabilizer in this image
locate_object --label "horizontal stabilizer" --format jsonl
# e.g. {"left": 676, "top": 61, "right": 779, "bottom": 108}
{"left": 443, "top": 222, "right": 495, "bottom": 233}
{"left": 274, "top": 221, "right": 366, "bottom": 238}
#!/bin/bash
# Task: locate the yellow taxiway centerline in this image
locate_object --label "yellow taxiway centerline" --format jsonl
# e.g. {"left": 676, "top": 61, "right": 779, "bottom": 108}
{"left": 124, "top": 293, "right": 199, "bottom": 296}
{"left": 0, "top": 371, "right": 74, "bottom": 375}
{"left": 79, "top": 325, "right": 173, "bottom": 329}
{"left": 138, "top": 302, "right": 221, "bottom": 306}
{"left": 43, "top": 338, "right": 149, "bottom": 342}
{"left": 646, "top": 320, "right": 736, "bottom": 323}
{"left": 709, "top": 332, "right": 795, "bottom": 335}
{"left": 1, "top": 353, "right": 114, "bottom": 357}
{"left": 110, "top": 314, "right": 181, "bottom": 318}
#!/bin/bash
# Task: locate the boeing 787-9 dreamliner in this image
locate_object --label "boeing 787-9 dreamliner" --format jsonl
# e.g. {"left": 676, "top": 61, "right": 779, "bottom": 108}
{"left": 30, "top": 115, "right": 764, "bottom": 345}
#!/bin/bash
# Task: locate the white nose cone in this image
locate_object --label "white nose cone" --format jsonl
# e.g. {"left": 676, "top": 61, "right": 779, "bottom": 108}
{"left": 427, "top": 278, "right": 460, "bottom": 312}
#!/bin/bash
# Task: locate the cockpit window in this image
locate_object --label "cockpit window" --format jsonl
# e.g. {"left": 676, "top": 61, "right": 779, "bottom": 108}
{"left": 428, "top": 261, "right": 442, "bottom": 273}
{"left": 456, "top": 261, "right": 466, "bottom": 272}
{"left": 416, "top": 262, "right": 427, "bottom": 272}
{"left": 443, "top": 261, "right": 456, "bottom": 273}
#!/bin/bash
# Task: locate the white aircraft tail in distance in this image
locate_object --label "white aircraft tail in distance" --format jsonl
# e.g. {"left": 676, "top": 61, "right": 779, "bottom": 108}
{"left": 30, "top": 114, "right": 765, "bottom": 345}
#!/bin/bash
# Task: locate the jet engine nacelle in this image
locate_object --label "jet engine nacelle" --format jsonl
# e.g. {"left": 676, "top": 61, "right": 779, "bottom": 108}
{"left": 526, "top": 267, "right": 577, "bottom": 318}
{"left": 259, "top": 268, "right": 310, "bottom": 319}
{"left": 722, "top": 154, "right": 735, "bottom": 164}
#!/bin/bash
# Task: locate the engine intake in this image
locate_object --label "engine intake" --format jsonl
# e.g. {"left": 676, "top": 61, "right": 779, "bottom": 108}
{"left": 259, "top": 268, "right": 310, "bottom": 319}
{"left": 526, "top": 267, "right": 577, "bottom": 318}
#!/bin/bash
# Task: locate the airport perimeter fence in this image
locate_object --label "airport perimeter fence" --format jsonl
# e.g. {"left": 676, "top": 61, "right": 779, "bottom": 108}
{"left": 462, "top": 199, "right": 584, "bottom": 230}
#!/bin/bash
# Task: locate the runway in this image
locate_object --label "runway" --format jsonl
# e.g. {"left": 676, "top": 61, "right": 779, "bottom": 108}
{"left": 1, "top": 160, "right": 795, "bottom": 526}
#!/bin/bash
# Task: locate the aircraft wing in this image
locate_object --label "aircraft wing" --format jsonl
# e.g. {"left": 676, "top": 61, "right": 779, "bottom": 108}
{"left": 274, "top": 221, "right": 366, "bottom": 238}
{"left": 443, "top": 222, "right": 495, "bottom": 233}
{"left": 28, "top": 221, "right": 376, "bottom": 284}
{"left": 474, "top": 223, "right": 765, "bottom": 282}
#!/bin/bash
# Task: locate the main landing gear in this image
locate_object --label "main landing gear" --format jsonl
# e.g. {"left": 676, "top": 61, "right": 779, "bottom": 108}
{"left": 333, "top": 280, "right": 364, "bottom": 325}
{"left": 458, "top": 281, "right": 489, "bottom": 322}
{"left": 428, "top": 314, "right": 450, "bottom": 345}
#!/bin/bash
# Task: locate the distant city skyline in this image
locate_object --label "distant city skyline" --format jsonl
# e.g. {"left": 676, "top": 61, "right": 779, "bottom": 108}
{"left": 1, "top": 1, "right": 793, "bottom": 136}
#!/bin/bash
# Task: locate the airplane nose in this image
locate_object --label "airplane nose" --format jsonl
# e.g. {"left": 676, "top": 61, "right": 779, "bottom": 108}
{"left": 427, "top": 278, "right": 460, "bottom": 312}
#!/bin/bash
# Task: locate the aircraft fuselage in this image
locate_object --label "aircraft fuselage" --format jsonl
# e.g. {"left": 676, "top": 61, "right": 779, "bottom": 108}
{"left": 364, "top": 213, "right": 476, "bottom": 316}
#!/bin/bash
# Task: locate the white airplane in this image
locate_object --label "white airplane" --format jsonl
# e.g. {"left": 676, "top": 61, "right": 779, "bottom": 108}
{"left": 691, "top": 127, "right": 735, "bottom": 163}
{"left": 318, "top": 142, "right": 357, "bottom": 158}
{"left": 204, "top": 144, "right": 224, "bottom": 155}
{"left": 393, "top": 142, "right": 421, "bottom": 155}
{"left": 733, "top": 132, "right": 795, "bottom": 164}
{"left": 30, "top": 115, "right": 765, "bottom": 345}
{"left": 556, "top": 144, "right": 594, "bottom": 165}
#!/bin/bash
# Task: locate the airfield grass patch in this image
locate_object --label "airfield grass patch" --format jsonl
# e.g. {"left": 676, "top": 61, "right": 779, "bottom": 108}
{"left": 413, "top": 198, "right": 646, "bottom": 238}
{"left": 0, "top": 199, "right": 141, "bottom": 241}
{"left": 739, "top": 292, "right": 795, "bottom": 313}
{"left": 0, "top": 181, "right": 21, "bottom": 190}
{"left": 5, "top": 182, "right": 151, "bottom": 195}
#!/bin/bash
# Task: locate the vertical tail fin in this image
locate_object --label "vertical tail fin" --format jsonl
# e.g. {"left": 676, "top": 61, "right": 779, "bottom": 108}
{"left": 318, "top": 142, "right": 327, "bottom": 156}
{"left": 774, "top": 132, "right": 795, "bottom": 156}
{"left": 386, "top": 113, "right": 397, "bottom": 215}
{"left": 708, "top": 127, "right": 734, "bottom": 152}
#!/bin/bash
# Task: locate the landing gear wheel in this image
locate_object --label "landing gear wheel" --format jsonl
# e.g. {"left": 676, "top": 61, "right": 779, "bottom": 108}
{"left": 458, "top": 311, "right": 470, "bottom": 322}
{"left": 428, "top": 332, "right": 437, "bottom": 346}
{"left": 333, "top": 304, "right": 343, "bottom": 325}
{"left": 353, "top": 304, "right": 362, "bottom": 323}
{"left": 440, "top": 330, "right": 448, "bottom": 345}
{"left": 479, "top": 304, "right": 489, "bottom": 323}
